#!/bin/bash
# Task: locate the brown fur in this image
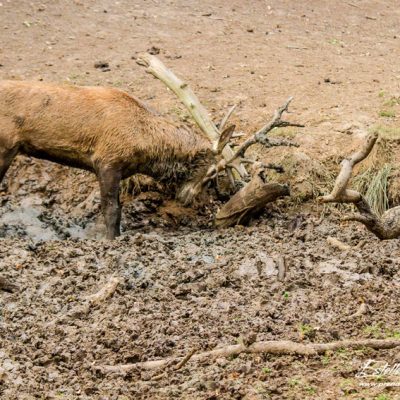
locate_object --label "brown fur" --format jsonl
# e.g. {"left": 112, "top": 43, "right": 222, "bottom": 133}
{"left": 0, "top": 80, "right": 215, "bottom": 239}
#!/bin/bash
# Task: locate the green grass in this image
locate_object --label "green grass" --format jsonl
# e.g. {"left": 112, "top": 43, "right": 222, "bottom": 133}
{"left": 375, "top": 395, "right": 393, "bottom": 400}
{"left": 383, "top": 97, "right": 400, "bottom": 107}
{"left": 363, "top": 324, "right": 383, "bottom": 339}
{"left": 379, "top": 109, "right": 396, "bottom": 118}
{"left": 298, "top": 323, "right": 314, "bottom": 338}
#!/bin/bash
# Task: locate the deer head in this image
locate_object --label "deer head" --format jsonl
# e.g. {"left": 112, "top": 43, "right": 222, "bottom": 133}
{"left": 177, "top": 125, "right": 236, "bottom": 205}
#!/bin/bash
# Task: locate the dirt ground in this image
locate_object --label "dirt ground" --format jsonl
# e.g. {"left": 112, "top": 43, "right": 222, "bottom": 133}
{"left": 1, "top": 0, "right": 400, "bottom": 399}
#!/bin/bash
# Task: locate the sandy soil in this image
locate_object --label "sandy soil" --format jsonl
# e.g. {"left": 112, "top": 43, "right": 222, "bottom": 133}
{"left": 1, "top": 1, "right": 400, "bottom": 399}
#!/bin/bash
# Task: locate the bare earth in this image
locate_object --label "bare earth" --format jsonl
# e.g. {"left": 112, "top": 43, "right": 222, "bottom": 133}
{"left": 1, "top": 1, "right": 400, "bottom": 399}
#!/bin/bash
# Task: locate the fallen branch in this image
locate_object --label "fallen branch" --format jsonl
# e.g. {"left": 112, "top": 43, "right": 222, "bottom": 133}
{"left": 94, "top": 338, "right": 400, "bottom": 374}
{"left": 319, "top": 132, "right": 400, "bottom": 239}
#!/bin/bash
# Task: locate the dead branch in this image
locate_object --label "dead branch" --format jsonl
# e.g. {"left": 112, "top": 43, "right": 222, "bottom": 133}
{"left": 319, "top": 132, "right": 400, "bottom": 239}
{"left": 222, "top": 97, "right": 304, "bottom": 168}
{"left": 94, "top": 338, "right": 400, "bottom": 374}
{"left": 215, "top": 163, "right": 290, "bottom": 228}
{"left": 321, "top": 132, "right": 378, "bottom": 203}
{"left": 136, "top": 53, "right": 247, "bottom": 177}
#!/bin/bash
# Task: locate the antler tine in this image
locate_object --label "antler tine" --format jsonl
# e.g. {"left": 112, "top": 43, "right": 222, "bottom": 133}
{"left": 219, "top": 104, "right": 238, "bottom": 131}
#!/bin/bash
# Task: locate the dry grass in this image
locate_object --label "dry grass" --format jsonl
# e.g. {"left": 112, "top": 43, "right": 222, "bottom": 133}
{"left": 353, "top": 164, "right": 391, "bottom": 215}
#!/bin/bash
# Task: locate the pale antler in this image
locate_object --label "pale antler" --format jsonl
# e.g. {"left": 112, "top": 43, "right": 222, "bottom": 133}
{"left": 136, "top": 53, "right": 248, "bottom": 178}
{"left": 319, "top": 131, "right": 400, "bottom": 239}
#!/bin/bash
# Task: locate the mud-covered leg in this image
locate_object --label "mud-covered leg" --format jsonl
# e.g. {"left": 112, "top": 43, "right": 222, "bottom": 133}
{"left": 97, "top": 168, "right": 122, "bottom": 240}
{"left": 0, "top": 146, "right": 18, "bottom": 184}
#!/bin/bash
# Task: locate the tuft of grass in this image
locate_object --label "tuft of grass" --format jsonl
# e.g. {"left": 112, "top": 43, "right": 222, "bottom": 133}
{"left": 379, "top": 109, "right": 396, "bottom": 118}
{"left": 353, "top": 164, "right": 391, "bottom": 215}
{"left": 298, "top": 323, "right": 314, "bottom": 339}
{"left": 363, "top": 324, "right": 383, "bottom": 339}
{"left": 288, "top": 378, "right": 301, "bottom": 387}
{"left": 383, "top": 97, "right": 400, "bottom": 107}
{"left": 321, "top": 354, "right": 330, "bottom": 365}
{"left": 375, "top": 395, "right": 392, "bottom": 400}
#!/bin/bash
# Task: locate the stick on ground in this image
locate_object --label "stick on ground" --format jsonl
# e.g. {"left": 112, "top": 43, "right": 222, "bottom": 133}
{"left": 94, "top": 338, "right": 400, "bottom": 374}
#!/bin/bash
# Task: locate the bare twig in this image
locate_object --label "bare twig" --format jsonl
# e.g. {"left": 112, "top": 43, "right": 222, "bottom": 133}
{"left": 173, "top": 348, "right": 198, "bottom": 370}
{"left": 94, "top": 338, "right": 400, "bottom": 374}
{"left": 221, "top": 97, "right": 303, "bottom": 169}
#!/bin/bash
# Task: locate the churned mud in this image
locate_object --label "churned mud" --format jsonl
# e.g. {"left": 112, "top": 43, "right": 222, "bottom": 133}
{"left": 1, "top": 0, "right": 400, "bottom": 399}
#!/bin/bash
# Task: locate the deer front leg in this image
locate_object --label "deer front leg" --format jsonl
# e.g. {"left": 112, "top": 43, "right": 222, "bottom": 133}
{"left": 0, "top": 146, "right": 19, "bottom": 184}
{"left": 97, "top": 167, "right": 122, "bottom": 240}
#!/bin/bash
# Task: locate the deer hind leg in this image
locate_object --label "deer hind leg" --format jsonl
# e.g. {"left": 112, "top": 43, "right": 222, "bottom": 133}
{"left": 97, "top": 167, "right": 122, "bottom": 240}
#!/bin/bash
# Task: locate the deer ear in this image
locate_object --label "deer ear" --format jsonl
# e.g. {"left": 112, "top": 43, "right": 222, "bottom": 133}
{"left": 217, "top": 125, "right": 235, "bottom": 154}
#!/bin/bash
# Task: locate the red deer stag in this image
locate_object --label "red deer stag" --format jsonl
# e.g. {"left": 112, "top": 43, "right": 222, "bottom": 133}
{"left": 0, "top": 54, "right": 300, "bottom": 239}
